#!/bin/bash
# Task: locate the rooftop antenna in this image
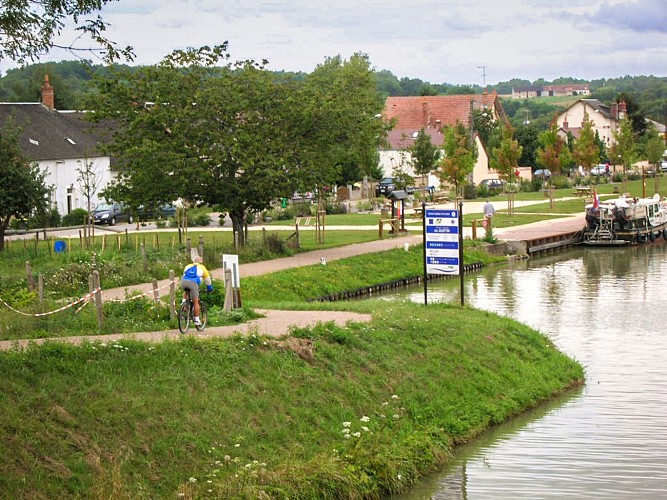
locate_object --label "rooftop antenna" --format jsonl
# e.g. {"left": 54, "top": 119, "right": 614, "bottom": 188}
{"left": 477, "top": 65, "right": 486, "bottom": 88}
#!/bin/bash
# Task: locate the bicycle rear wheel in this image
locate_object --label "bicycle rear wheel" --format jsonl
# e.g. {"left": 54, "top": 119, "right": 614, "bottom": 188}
{"left": 195, "top": 301, "right": 207, "bottom": 331}
{"left": 178, "top": 301, "right": 191, "bottom": 334}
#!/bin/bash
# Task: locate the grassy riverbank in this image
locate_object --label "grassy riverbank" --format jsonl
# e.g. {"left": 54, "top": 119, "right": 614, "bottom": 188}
{"left": 0, "top": 244, "right": 584, "bottom": 498}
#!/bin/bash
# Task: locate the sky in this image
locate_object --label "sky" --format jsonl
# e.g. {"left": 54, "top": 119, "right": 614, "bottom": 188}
{"left": 3, "top": 0, "right": 667, "bottom": 85}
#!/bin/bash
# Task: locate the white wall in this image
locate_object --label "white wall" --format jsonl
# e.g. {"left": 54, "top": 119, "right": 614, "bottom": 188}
{"left": 40, "top": 156, "right": 115, "bottom": 215}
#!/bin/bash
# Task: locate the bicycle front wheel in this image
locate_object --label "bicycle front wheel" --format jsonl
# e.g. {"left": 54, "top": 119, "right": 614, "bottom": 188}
{"left": 195, "top": 301, "right": 208, "bottom": 331}
{"left": 178, "top": 301, "right": 191, "bottom": 334}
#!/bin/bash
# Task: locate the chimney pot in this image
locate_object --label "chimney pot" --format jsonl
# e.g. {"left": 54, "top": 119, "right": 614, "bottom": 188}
{"left": 41, "top": 74, "right": 55, "bottom": 109}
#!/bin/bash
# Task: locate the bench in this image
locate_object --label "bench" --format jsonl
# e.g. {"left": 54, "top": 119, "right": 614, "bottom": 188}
{"left": 573, "top": 186, "right": 592, "bottom": 197}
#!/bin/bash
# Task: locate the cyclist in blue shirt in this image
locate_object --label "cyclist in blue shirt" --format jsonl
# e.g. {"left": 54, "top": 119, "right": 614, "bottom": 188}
{"left": 180, "top": 255, "right": 213, "bottom": 326}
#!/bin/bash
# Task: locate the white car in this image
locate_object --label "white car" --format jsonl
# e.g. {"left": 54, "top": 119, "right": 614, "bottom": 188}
{"left": 591, "top": 164, "right": 609, "bottom": 176}
{"left": 661, "top": 161, "right": 667, "bottom": 173}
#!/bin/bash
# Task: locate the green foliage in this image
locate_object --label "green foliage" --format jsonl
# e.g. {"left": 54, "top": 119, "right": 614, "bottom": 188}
{"left": 573, "top": 116, "right": 600, "bottom": 170}
{"left": 408, "top": 129, "right": 441, "bottom": 177}
{"left": 437, "top": 121, "right": 478, "bottom": 197}
{"left": 60, "top": 208, "right": 89, "bottom": 227}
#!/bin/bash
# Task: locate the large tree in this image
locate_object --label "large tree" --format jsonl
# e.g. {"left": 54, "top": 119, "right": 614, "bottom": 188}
{"left": 0, "top": 119, "right": 50, "bottom": 251}
{"left": 490, "top": 124, "right": 523, "bottom": 183}
{"left": 0, "top": 0, "right": 133, "bottom": 65}
{"left": 608, "top": 116, "right": 637, "bottom": 173}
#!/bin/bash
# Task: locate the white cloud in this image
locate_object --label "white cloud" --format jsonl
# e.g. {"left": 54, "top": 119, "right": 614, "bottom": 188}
{"left": 1, "top": 0, "right": 665, "bottom": 84}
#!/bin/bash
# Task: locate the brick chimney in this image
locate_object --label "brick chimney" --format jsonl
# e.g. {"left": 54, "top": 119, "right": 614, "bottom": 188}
{"left": 563, "top": 115, "right": 569, "bottom": 131}
{"left": 611, "top": 102, "right": 618, "bottom": 119}
{"left": 41, "top": 74, "right": 55, "bottom": 109}
{"left": 618, "top": 101, "right": 627, "bottom": 120}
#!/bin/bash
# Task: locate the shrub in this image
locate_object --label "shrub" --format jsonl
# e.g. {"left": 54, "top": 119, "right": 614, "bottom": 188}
{"left": 551, "top": 175, "right": 572, "bottom": 190}
{"left": 191, "top": 213, "right": 211, "bottom": 227}
{"left": 325, "top": 200, "right": 348, "bottom": 215}
{"left": 61, "top": 208, "right": 89, "bottom": 227}
{"left": 29, "top": 208, "right": 61, "bottom": 229}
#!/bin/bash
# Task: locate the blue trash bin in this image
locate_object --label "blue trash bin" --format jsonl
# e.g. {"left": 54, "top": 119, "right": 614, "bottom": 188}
{"left": 54, "top": 240, "right": 66, "bottom": 253}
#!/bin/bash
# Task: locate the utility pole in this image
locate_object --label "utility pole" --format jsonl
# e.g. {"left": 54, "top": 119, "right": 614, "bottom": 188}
{"left": 477, "top": 65, "right": 486, "bottom": 88}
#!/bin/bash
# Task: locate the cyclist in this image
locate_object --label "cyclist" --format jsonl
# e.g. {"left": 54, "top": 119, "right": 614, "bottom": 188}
{"left": 180, "top": 255, "right": 213, "bottom": 326}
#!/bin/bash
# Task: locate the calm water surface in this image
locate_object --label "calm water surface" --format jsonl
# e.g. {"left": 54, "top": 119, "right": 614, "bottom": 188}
{"left": 391, "top": 243, "right": 667, "bottom": 499}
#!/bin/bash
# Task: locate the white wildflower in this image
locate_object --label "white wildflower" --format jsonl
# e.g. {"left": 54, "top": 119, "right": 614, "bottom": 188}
{"left": 360, "top": 416, "right": 370, "bottom": 423}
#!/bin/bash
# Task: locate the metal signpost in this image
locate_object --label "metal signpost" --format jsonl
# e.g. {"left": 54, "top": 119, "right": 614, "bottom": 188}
{"left": 422, "top": 201, "right": 465, "bottom": 306}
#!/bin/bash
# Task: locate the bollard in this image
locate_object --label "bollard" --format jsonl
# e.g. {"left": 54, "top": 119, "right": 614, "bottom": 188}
{"left": 223, "top": 268, "right": 233, "bottom": 311}
{"left": 152, "top": 278, "right": 159, "bottom": 303}
{"left": 93, "top": 270, "right": 104, "bottom": 330}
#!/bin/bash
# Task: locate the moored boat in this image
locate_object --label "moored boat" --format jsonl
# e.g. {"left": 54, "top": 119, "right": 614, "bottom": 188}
{"left": 583, "top": 193, "right": 667, "bottom": 246}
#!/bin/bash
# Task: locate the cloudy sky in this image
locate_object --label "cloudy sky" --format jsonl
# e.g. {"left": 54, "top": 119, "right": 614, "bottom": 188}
{"left": 5, "top": 0, "right": 667, "bottom": 85}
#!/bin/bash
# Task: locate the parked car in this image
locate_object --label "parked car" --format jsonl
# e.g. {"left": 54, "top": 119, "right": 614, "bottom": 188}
{"left": 661, "top": 161, "right": 667, "bottom": 173}
{"left": 92, "top": 202, "right": 133, "bottom": 225}
{"left": 533, "top": 169, "right": 552, "bottom": 179}
{"left": 591, "top": 164, "right": 610, "bottom": 176}
{"left": 375, "top": 177, "right": 396, "bottom": 197}
{"left": 478, "top": 178, "right": 505, "bottom": 190}
{"left": 137, "top": 203, "right": 178, "bottom": 221}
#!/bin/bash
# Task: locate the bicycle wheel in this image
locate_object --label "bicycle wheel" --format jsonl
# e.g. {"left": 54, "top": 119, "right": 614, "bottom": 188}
{"left": 195, "top": 301, "right": 207, "bottom": 331}
{"left": 178, "top": 300, "right": 191, "bottom": 334}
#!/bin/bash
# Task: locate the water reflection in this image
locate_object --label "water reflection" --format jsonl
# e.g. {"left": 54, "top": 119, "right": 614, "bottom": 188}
{"left": 390, "top": 243, "right": 667, "bottom": 499}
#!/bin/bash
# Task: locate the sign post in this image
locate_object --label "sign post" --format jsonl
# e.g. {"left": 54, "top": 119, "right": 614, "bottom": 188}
{"left": 422, "top": 203, "right": 465, "bottom": 306}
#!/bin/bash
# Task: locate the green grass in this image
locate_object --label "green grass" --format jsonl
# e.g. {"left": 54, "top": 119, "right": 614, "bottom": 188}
{"left": 0, "top": 301, "right": 583, "bottom": 498}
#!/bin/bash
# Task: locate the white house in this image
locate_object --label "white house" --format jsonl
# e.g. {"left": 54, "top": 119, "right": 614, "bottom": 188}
{"left": 0, "top": 75, "right": 115, "bottom": 215}
{"left": 380, "top": 91, "right": 508, "bottom": 187}
{"left": 555, "top": 98, "right": 626, "bottom": 147}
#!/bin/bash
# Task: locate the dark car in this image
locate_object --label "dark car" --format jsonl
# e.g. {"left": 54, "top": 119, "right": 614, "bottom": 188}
{"left": 375, "top": 177, "right": 396, "bottom": 197}
{"left": 533, "top": 169, "right": 552, "bottom": 179}
{"left": 137, "top": 203, "right": 178, "bottom": 221}
{"left": 92, "top": 202, "right": 133, "bottom": 225}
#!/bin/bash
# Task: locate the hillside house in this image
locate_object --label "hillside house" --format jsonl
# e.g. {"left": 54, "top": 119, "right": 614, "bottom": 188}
{"left": 380, "top": 92, "right": 508, "bottom": 188}
{"left": 0, "top": 75, "right": 114, "bottom": 216}
{"left": 511, "top": 84, "right": 590, "bottom": 99}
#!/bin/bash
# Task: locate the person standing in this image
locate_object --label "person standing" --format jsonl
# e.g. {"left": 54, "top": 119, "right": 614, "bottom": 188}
{"left": 483, "top": 199, "right": 495, "bottom": 235}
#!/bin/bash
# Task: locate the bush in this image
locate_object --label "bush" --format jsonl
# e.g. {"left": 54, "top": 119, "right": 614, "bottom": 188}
{"left": 191, "top": 213, "right": 211, "bottom": 227}
{"left": 61, "top": 208, "right": 89, "bottom": 227}
{"left": 325, "top": 200, "right": 348, "bottom": 215}
{"left": 29, "top": 208, "right": 61, "bottom": 229}
{"left": 551, "top": 176, "right": 572, "bottom": 190}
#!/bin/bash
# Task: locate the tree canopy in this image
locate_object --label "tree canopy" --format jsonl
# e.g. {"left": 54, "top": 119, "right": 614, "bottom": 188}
{"left": 0, "top": 0, "right": 133, "bottom": 65}
{"left": 0, "top": 118, "right": 50, "bottom": 251}
{"left": 436, "top": 122, "right": 477, "bottom": 197}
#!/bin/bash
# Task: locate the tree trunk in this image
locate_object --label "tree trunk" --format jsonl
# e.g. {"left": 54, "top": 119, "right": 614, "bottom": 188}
{"left": 230, "top": 211, "right": 246, "bottom": 248}
{"left": 0, "top": 226, "right": 5, "bottom": 252}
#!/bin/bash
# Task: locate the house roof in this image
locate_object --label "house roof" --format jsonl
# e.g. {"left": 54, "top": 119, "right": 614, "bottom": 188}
{"left": 382, "top": 93, "right": 504, "bottom": 150}
{"left": 563, "top": 98, "right": 614, "bottom": 120}
{"left": 0, "top": 103, "right": 108, "bottom": 161}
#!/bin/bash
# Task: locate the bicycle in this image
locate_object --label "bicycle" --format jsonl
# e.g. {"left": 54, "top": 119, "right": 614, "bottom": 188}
{"left": 178, "top": 290, "right": 208, "bottom": 334}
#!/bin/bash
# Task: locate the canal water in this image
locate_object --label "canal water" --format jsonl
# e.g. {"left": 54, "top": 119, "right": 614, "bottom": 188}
{"left": 390, "top": 242, "right": 667, "bottom": 499}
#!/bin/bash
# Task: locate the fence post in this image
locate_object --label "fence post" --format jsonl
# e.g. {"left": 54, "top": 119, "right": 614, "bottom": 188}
{"left": 38, "top": 274, "right": 44, "bottom": 303}
{"left": 26, "top": 261, "right": 35, "bottom": 291}
{"left": 152, "top": 278, "right": 159, "bottom": 303}
{"left": 89, "top": 274, "right": 95, "bottom": 304}
{"left": 186, "top": 237, "right": 191, "bottom": 256}
{"left": 169, "top": 270, "right": 176, "bottom": 320}
{"left": 472, "top": 219, "right": 478, "bottom": 240}
{"left": 223, "top": 268, "right": 233, "bottom": 312}
{"left": 93, "top": 270, "right": 104, "bottom": 330}
{"left": 140, "top": 242, "right": 148, "bottom": 273}
{"left": 198, "top": 235, "right": 204, "bottom": 260}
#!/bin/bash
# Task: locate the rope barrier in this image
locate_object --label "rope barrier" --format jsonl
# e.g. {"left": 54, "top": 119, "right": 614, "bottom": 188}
{"left": 0, "top": 288, "right": 101, "bottom": 318}
{"left": 0, "top": 279, "right": 178, "bottom": 318}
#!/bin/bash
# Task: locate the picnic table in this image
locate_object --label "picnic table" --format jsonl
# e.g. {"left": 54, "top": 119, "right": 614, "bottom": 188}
{"left": 573, "top": 186, "right": 592, "bottom": 197}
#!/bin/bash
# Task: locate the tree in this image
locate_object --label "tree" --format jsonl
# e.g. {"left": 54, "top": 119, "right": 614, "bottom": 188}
{"left": 644, "top": 126, "right": 664, "bottom": 171}
{"left": 608, "top": 116, "right": 637, "bottom": 172}
{"left": 0, "top": 119, "right": 50, "bottom": 251}
{"left": 436, "top": 121, "right": 477, "bottom": 198}
{"left": 0, "top": 0, "right": 133, "bottom": 65}
{"left": 515, "top": 124, "right": 539, "bottom": 168}
{"left": 573, "top": 115, "right": 600, "bottom": 173}
{"left": 407, "top": 129, "right": 440, "bottom": 189}
{"left": 490, "top": 124, "right": 523, "bottom": 183}
{"left": 537, "top": 124, "right": 571, "bottom": 176}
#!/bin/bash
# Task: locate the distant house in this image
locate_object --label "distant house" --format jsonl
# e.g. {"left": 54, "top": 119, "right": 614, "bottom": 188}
{"left": 554, "top": 98, "right": 626, "bottom": 147}
{"left": 0, "top": 75, "right": 114, "bottom": 215}
{"left": 512, "top": 84, "right": 590, "bottom": 99}
{"left": 380, "top": 91, "right": 508, "bottom": 187}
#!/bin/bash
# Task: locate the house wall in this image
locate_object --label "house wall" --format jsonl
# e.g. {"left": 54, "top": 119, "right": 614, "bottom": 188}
{"left": 40, "top": 156, "right": 115, "bottom": 215}
{"left": 556, "top": 102, "right": 618, "bottom": 146}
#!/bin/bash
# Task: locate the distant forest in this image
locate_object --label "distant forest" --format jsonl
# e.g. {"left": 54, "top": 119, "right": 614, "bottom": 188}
{"left": 1, "top": 60, "right": 665, "bottom": 132}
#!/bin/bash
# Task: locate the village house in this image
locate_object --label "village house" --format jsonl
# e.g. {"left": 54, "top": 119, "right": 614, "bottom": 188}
{"left": 380, "top": 91, "right": 511, "bottom": 188}
{"left": 554, "top": 98, "right": 626, "bottom": 147}
{"left": 0, "top": 75, "right": 114, "bottom": 216}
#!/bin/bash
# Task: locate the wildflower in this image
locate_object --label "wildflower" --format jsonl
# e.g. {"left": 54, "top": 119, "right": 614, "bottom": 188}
{"left": 343, "top": 421, "right": 351, "bottom": 427}
{"left": 360, "top": 416, "right": 370, "bottom": 422}
{"left": 189, "top": 477, "right": 197, "bottom": 483}
{"left": 398, "top": 474, "right": 402, "bottom": 480}
{"left": 224, "top": 455, "right": 231, "bottom": 461}
{"left": 352, "top": 432, "right": 361, "bottom": 438}
{"left": 343, "top": 434, "right": 351, "bottom": 439}
{"left": 393, "top": 414, "right": 400, "bottom": 420}
{"left": 235, "top": 443, "right": 241, "bottom": 448}
{"left": 341, "top": 428, "right": 350, "bottom": 434}
{"left": 361, "top": 426, "right": 369, "bottom": 432}
{"left": 177, "top": 494, "right": 185, "bottom": 498}
{"left": 391, "top": 394, "right": 399, "bottom": 400}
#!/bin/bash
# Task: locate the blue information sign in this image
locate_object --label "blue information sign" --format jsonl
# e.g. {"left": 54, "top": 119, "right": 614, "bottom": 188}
{"left": 424, "top": 209, "right": 460, "bottom": 275}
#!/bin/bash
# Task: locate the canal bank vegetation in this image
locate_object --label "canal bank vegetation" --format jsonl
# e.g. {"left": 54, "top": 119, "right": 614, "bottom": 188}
{"left": 0, "top": 245, "right": 584, "bottom": 498}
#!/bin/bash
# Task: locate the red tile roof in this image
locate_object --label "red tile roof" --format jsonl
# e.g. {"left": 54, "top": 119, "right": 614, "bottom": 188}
{"left": 382, "top": 93, "right": 504, "bottom": 149}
